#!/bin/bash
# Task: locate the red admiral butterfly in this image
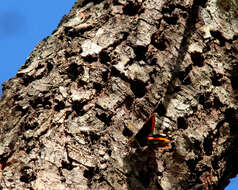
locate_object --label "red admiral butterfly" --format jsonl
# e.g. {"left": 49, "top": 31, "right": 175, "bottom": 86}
{"left": 129, "top": 113, "right": 171, "bottom": 149}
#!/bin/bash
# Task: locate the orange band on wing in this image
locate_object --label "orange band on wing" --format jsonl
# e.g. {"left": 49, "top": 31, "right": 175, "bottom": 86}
{"left": 158, "top": 145, "right": 171, "bottom": 149}
{"left": 147, "top": 136, "right": 170, "bottom": 142}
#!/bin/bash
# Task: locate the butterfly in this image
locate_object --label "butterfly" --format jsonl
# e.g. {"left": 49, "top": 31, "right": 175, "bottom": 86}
{"left": 128, "top": 113, "right": 171, "bottom": 149}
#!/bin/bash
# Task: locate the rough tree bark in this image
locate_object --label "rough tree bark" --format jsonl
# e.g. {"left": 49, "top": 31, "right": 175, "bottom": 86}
{"left": 0, "top": 0, "right": 238, "bottom": 189}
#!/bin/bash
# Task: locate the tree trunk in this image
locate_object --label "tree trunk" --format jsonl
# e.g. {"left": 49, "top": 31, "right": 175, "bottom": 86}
{"left": 0, "top": 0, "right": 238, "bottom": 189}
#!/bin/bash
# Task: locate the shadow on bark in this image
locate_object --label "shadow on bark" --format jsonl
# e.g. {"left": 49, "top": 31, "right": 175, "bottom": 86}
{"left": 123, "top": 148, "right": 162, "bottom": 190}
{"left": 160, "top": 0, "right": 205, "bottom": 114}
{"left": 123, "top": 0, "right": 207, "bottom": 189}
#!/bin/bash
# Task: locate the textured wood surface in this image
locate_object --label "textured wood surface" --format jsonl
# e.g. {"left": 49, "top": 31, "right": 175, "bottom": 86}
{"left": 0, "top": 0, "right": 238, "bottom": 189}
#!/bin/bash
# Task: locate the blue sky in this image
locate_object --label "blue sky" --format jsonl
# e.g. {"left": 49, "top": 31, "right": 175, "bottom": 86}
{"left": 0, "top": 1, "right": 237, "bottom": 189}
{"left": 0, "top": 1, "right": 75, "bottom": 95}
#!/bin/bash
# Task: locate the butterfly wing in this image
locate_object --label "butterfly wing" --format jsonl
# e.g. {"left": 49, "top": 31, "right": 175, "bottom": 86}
{"left": 129, "top": 114, "right": 156, "bottom": 148}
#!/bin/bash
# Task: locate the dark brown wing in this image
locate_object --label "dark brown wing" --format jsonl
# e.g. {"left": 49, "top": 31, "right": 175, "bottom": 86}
{"left": 129, "top": 114, "right": 156, "bottom": 148}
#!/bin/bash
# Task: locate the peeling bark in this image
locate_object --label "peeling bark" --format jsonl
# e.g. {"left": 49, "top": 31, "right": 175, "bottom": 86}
{"left": 0, "top": 0, "right": 238, "bottom": 189}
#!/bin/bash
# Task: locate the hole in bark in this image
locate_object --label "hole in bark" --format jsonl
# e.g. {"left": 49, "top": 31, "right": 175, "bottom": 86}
{"left": 54, "top": 101, "right": 65, "bottom": 112}
{"left": 99, "top": 50, "right": 111, "bottom": 64}
{"left": 89, "top": 131, "right": 100, "bottom": 143}
{"left": 161, "top": 4, "right": 175, "bottom": 14}
{"left": 177, "top": 71, "right": 186, "bottom": 81}
{"left": 164, "top": 15, "right": 178, "bottom": 25}
{"left": 211, "top": 72, "right": 223, "bottom": 86}
{"left": 14, "top": 105, "right": 28, "bottom": 116}
{"left": 168, "top": 85, "right": 181, "bottom": 94}
{"left": 151, "top": 34, "right": 169, "bottom": 51}
{"left": 61, "top": 160, "right": 74, "bottom": 171}
{"left": 13, "top": 94, "right": 23, "bottom": 101}
{"left": 78, "top": 79, "right": 88, "bottom": 87}
{"left": 204, "top": 102, "right": 212, "bottom": 109}
{"left": 210, "top": 30, "right": 226, "bottom": 46}
{"left": 191, "top": 105, "right": 198, "bottom": 112}
{"left": 20, "top": 174, "right": 36, "bottom": 183}
{"left": 96, "top": 113, "right": 112, "bottom": 126}
{"left": 151, "top": 57, "right": 157, "bottom": 65}
{"left": 93, "top": 82, "right": 103, "bottom": 93}
{"left": 111, "top": 66, "right": 121, "bottom": 77}
{"left": 26, "top": 144, "right": 35, "bottom": 154}
{"left": 42, "top": 97, "right": 52, "bottom": 109}
{"left": 17, "top": 74, "right": 34, "bottom": 86}
{"left": 224, "top": 108, "right": 238, "bottom": 131}
{"left": 199, "top": 94, "right": 206, "bottom": 105}
{"left": 103, "top": 2, "right": 110, "bottom": 9}
{"left": 83, "top": 167, "right": 95, "bottom": 179}
{"left": 36, "top": 64, "right": 44, "bottom": 70}
{"left": 122, "top": 126, "right": 133, "bottom": 137}
{"left": 123, "top": 1, "right": 141, "bottom": 16}
{"left": 72, "top": 101, "right": 86, "bottom": 116}
{"left": 213, "top": 96, "right": 223, "bottom": 109}
{"left": 107, "top": 149, "right": 112, "bottom": 156}
{"left": 177, "top": 117, "right": 188, "bottom": 129}
{"left": 199, "top": 93, "right": 212, "bottom": 109}
{"left": 64, "top": 26, "right": 75, "bottom": 37}
{"left": 65, "top": 51, "right": 77, "bottom": 59}
{"left": 203, "top": 45, "right": 211, "bottom": 53}
{"left": 130, "top": 80, "right": 147, "bottom": 98}
{"left": 29, "top": 97, "right": 52, "bottom": 109}
{"left": 24, "top": 121, "right": 38, "bottom": 131}
{"left": 230, "top": 75, "right": 238, "bottom": 90}
{"left": 185, "top": 64, "right": 193, "bottom": 74}
{"left": 155, "top": 38, "right": 167, "bottom": 51}
{"left": 102, "top": 70, "right": 109, "bottom": 81}
{"left": 124, "top": 95, "right": 134, "bottom": 109}
{"left": 80, "top": 0, "right": 104, "bottom": 7}
{"left": 186, "top": 159, "right": 198, "bottom": 171}
{"left": 203, "top": 136, "right": 213, "bottom": 156}
{"left": 191, "top": 52, "right": 204, "bottom": 67}
{"left": 83, "top": 55, "right": 98, "bottom": 63}
{"left": 155, "top": 103, "right": 166, "bottom": 116}
{"left": 200, "top": 0, "right": 207, "bottom": 7}
{"left": 134, "top": 46, "right": 147, "bottom": 61}
{"left": 65, "top": 111, "right": 72, "bottom": 120}
{"left": 182, "top": 76, "right": 192, "bottom": 85}
{"left": 66, "top": 63, "right": 80, "bottom": 81}
{"left": 20, "top": 166, "right": 36, "bottom": 183}
{"left": 64, "top": 26, "right": 90, "bottom": 38}
{"left": 46, "top": 61, "right": 53, "bottom": 72}
{"left": 182, "top": 12, "right": 188, "bottom": 18}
